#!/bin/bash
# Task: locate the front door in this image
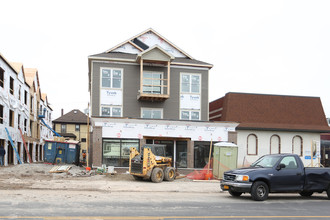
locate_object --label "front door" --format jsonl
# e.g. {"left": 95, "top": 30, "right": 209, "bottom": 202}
{"left": 270, "top": 156, "right": 304, "bottom": 192}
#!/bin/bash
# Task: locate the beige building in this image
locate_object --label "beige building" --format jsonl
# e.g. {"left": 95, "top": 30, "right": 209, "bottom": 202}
{"left": 53, "top": 109, "right": 89, "bottom": 154}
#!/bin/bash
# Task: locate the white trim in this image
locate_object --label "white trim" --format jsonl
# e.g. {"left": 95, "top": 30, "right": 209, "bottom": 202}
{"left": 99, "top": 67, "right": 124, "bottom": 117}
{"left": 209, "top": 108, "right": 223, "bottom": 115}
{"left": 100, "top": 105, "right": 123, "bottom": 117}
{"left": 100, "top": 67, "right": 123, "bottom": 89}
{"left": 141, "top": 107, "right": 163, "bottom": 119}
{"left": 180, "top": 109, "right": 201, "bottom": 121}
{"left": 179, "top": 72, "right": 202, "bottom": 121}
{"left": 209, "top": 114, "right": 222, "bottom": 120}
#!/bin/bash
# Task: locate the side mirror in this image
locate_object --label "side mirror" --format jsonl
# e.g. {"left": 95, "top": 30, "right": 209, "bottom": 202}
{"left": 276, "top": 163, "right": 286, "bottom": 171}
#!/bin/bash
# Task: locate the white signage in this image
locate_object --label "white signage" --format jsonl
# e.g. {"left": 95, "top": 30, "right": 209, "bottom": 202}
{"left": 101, "top": 121, "right": 231, "bottom": 142}
{"left": 180, "top": 94, "right": 200, "bottom": 110}
{"left": 101, "top": 89, "right": 122, "bottom": 106}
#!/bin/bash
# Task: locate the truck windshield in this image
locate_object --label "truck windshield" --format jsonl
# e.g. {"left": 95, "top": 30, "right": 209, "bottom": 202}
{"left": 251, "top": 155, "right": 281, "bottom": 168}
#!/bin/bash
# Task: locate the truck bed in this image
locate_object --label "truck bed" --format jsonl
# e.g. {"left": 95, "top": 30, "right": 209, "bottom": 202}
{"left": 304, "top": 167, "right": 330, "bottom": 191}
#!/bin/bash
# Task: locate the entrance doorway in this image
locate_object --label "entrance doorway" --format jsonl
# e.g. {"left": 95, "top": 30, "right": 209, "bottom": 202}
{"left": 146, "top": 138, "right": 188, "bottom": 168}
{"left": 29, "top": 143, "right": 33, "bottom": 162}
{"left": 7, "top": 141, "right": 13, "bottom": 165}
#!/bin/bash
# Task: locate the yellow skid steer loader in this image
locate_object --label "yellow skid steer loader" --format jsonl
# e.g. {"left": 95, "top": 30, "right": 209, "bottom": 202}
{"left": 129, "top": 144, "right": 176, "bottom": 183}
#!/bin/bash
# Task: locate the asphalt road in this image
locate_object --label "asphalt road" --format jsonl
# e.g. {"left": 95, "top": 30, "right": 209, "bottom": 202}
{"left": 0, "top": 189, "right": 329, "bottom": 219}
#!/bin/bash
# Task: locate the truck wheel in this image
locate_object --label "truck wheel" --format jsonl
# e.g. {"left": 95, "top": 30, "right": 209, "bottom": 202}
{"left": 299, "top": 191, "right": 313, "bottom": 197}
{"left": 164, "top": 167, "right": 176, "bottom": 181}
{"left": 151, "top": 168, "right": 164, "bottom": 183}
{"left": 229, "top": 189, "right": 242, "bottom": 197}
{"left": 327, "top": 187, "right": 330, "bottom": 199}
{"left": 251, "top": 181, "right": 269, "bottom": 201}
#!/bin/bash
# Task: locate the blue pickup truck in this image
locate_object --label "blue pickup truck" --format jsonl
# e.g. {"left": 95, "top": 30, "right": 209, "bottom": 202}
{"left": 221, "top": 154, "right": 330, "bottom": 201}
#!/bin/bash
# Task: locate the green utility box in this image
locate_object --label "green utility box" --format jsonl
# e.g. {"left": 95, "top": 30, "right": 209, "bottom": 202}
{"left": 213, "top": 142, "right": 238, "bottom": 179}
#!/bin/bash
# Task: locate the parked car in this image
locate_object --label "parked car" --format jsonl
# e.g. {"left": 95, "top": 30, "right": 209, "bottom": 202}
{"left": 221, "top": 154, "right": 330, "bottom": 201}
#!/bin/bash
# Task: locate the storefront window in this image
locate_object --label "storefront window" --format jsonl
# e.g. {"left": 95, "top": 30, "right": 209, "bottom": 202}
{"left": 194, "top": 141, "right": 213, "bottom": 168}
{"left": 176, "top": 141, "right": 187, "bottom": 168}
{"left": 103, "top": 139, "right": 139, "bottom": 167}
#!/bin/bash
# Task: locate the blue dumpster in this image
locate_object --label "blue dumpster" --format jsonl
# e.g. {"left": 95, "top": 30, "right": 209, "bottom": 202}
{"left": 44, "top": 140, "right": 80, "bottom": 165}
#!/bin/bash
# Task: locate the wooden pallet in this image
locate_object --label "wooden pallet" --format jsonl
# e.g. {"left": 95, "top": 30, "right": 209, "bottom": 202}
{"left": 49, "top": 165, "right": 72, "bottom": 173}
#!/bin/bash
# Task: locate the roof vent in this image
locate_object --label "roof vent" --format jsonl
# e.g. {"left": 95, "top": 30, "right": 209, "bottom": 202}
{"left": 74, "top": 110, "right": 77, "bottom": 114}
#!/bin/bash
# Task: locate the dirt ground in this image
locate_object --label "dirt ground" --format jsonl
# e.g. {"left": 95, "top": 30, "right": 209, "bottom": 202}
{"left": 0, "top": 163, "right": 220, "bottom": 193}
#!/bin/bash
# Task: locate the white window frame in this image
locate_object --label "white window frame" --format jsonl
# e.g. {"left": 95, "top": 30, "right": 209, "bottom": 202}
{"left": 142, "top": 71, "right": 164, "bottom": 94}
{"left": 101, "top": 106, "right": 122, "bottom": 117}
{"left": 180, "top": 110, "right": 200, "bottom": 120}
{"left": 100, "top": 68, "right": 123, "bottom": 89}
{"left": 141, "top": 108, "right": 163, "bottom": 119}
{"left": 180, "top": 72, "right": 202, "bottom": 121}
{"left": 180, "top": 73, "right": 201, "bottom": 94}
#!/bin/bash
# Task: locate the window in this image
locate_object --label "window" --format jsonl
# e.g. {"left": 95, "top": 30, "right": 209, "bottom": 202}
{"left": 9, "top": 110, "right": 14, "bottom": 127}
{"left": 103, "top": 139, "right": 139, "bottom": 167}
{"left": 24, "top": 119, "right": 27, "bottom": 132}
{"left": 101, "top": 106, "right": 122, "bottom": 117}
{"left": 180, "top": 110, "right": 200, "bottom": 120}
{"left": 181, "top": 73, "right": 200, "bottom": 93}
{"left": 0, "top": 105, "right": 3, "bottom": 124}
{"left": 292, "top": 136, "right": 303, "bottom": 156}
{"left": 18, "top": 114, "right": 21, "bottom": 129}
{"left": 61, "top": 124, "right": 66, "bottom": 133}
{"left": 81, "top": 138, "right": 86, "bottom": 142}
{"left": 24, "top": 91, "right": 28, "bottom": 105}
{"left": 270, "top": 135, "right": 281, "bottom": 154}
{"left": 18, "top": 86, "right": 21, "bottom": 101}
{"left": 0, "top": 67, "right": 4, "bottom": 88}
{"left": 247, "top": 134, "right": 258, "bottom": 155}
{"left": 141, "top": 108, "right": 163, "bottom": 119}
{"left": 30, "top": 96, "right": 33, "bottom": 112}
{"left": 10, "top": 77, "right": 14, "bottom": 95}
{"left": 101, "top": 68, "right": 122, "bottom": 89}
{"left": 142, "top": 71, "right": 163, "bottom": 94}
{"left": 279, "top": 156, "right": 298, "bottom": 169}
{"left": 75, "top": 124, "right": 80, "bottom": 131}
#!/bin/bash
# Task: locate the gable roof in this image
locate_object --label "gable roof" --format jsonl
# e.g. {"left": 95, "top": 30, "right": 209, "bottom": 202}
{"left": 105, "top": 28, "right": 194, "bottom": 59}
{"left": 24, "top": 68, "right": 38, "bottom": 87}
{"left": 210, "top": 92, "right": 330, "bottom": 133}
{"left": 53, "top": 109, "right": 89, "bottom": 124}
{"left": 0, "top": 53, "right": 16, "bottom": 72}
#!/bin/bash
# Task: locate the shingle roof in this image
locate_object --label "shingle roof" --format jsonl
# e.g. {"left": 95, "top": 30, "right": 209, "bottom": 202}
{"left": 210, "top": 92, "right": 330, "bottom": 133}
{"left": 53, "top": 109, "right": 89, "bottom": 124}
{"left": 89, "top": 52, "right": 212, "bottom": 66}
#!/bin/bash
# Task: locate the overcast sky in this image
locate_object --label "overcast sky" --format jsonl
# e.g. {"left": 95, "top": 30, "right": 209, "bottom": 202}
{"left": 1, "top": 0, "right": 329, "bottom": 120}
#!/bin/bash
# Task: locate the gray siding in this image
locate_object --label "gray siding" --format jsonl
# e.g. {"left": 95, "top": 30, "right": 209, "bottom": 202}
{"left": 91, "top": 61, "right": 209, "bottom": 120}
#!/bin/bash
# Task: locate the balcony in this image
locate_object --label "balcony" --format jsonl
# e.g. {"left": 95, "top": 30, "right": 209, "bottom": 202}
{"left": 137, "top": 45, "right": 173, "bottom": 101}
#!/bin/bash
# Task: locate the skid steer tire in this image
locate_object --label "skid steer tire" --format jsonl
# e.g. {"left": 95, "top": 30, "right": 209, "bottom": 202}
{"left": 151, "top": 168, "right": 164, "bottom": 183}
{"left": 164, "top": 167, "right": 176, "bottom": 181}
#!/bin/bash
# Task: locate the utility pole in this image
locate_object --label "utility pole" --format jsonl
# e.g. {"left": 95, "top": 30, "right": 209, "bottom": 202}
{"left": 86, "top": 103, "right": 90, "bottom": 168}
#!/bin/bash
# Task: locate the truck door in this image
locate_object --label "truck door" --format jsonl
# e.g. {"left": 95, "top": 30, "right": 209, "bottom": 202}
{"left": 270, "top": 156, "right": 304, "bottom": 192}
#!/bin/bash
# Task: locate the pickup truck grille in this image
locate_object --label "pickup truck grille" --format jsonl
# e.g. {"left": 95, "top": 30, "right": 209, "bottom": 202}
{"left": 224, "top": 173, "right": 236, "bottom": 181}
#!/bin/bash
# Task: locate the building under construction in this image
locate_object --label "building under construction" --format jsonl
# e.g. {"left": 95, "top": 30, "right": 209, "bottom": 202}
{"left": 0, "top": 52, "right": 53, "bottom": 166}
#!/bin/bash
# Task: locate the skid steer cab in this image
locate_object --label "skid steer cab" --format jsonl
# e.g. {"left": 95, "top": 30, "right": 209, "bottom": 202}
{"left": 129, "top": 144, "right": 176, "bottom": 183}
